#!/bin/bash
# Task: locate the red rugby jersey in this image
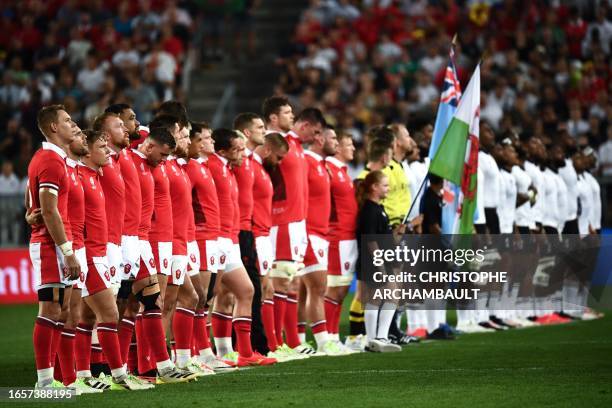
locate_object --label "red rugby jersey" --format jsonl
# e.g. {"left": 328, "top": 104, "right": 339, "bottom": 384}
{"left": 185, "top": 158, "right": 220, "bottom": 241}
{"left": 119, "top": 149, "right": 141, "bottom": 236}
{"left": 304, "top": 150, "right": 331, "bottom": 238}
{"left": 28, "top": 142, "right": 71, "bottom": 244}
{"left": 149, "top": 161, "right": 173, "bottom": 243}
{"left": 180, "top": 159, "right": 196, "bottom": 242}
{"left": 251, "top": 152, "right": 273, "bottom": 238}
{"left": 233, "top": 151, "right": 254, "bottom": 231}
{"left": 208, "top": 153, "right": 235, "bottom": 240}
{"left": 66, "top": 159, "right": 85, "bottom": 249}
{"left": 80, "top": 165, "right": 107, "bottom": 257}
{"left": 269, "top": 131, "right": 308, "bottom": 225}
{"left": 326, "top": 157, "right": 358, "bottom": 241}
{"left": 130, "top": 150, "right": 155, "bottom": 240}
{"left": 229, "top": 168, "right": 240, "bottom": 243}
{"left": 166, "top": 158, "right": 191, "bottom": 255}
{"left": 99, "top": 151, "right": 125, "bottom": 245}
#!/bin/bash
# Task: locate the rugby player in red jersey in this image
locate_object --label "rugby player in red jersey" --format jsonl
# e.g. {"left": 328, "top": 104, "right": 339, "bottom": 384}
{"left": 264, "top": 105, "right": 326, "bottom": 355}
{"left": 184, "top": 123, "right": 236, "bottom": 371}
{"left": 27, "top": 105, "right": 80, "bottom": 389}
{"left": 324, "top": 132, "right": 359, "bottom": 348}
{"left": 74, "top": 130, "right": 151, "bottom": 390}
{"left": 103, "top": 104, "right": 143, "bottom": 369}
{"left": 300, "top": 126, "right": 349, "bottom": 355}
{"left": 129, "top": 127, "right": 195, "bottom": 383}
{"left": 209, "top": 128, "right": 276, "bottom": 367}
{"left": 262, "top": 95, "right": 294, "bottom": 134}
{"left": 233, "top": 112, "right": 270, "bottom": 356}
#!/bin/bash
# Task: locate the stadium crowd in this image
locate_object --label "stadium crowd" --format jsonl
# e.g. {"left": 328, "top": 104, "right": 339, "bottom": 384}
{"left": 0, "top": 0, "right": 609, "bottom": 396}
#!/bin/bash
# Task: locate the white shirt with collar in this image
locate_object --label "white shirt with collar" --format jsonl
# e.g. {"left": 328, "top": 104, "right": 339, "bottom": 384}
{"left": 478, "top": 151, "right": 501, "bottom": 208}
{"left": 512, "top": 165, "right": 532, "bottom": 228}
{"left": 558, "top": 158, "right": 578, "bottom": 220}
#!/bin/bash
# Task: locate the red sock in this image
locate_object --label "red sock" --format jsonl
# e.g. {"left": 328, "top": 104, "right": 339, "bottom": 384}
{"left": 51, "top": 321, "right": 63, "bottom": 365}
{"left": 233, "top": 317, "right": 253, "bottom": 358}
{"left": 298, "top": 322, "right": 307, "bottom": 336}
{"left": 97, "top": 322, "right": 123, "bottom": 370}
{"left": 194, "top": 308, "right": 211, "bottom": 352}
{"left": 324, "top": 297, "right": 338, "bottom": 333}
{"left": 334, "top": 302, "right": 343, "bottom": 335}
{"left": 211, "top": 312, "right": 233, "bottom": 338}
{"left": 173, "top": 308, "right": 195, "bottom": 351}
{"left": 33, "top": 317, "right": 56, "bottom": 370}
{"left": 142, "top": 310, "right": 170, "bottom": 364}
{"left": 135, "top": 315, "right": 154, "bottom": 374}
{"left": 273, "top": 292, "right": 287, "bottom": 345}
{"left": 311, "top": 320, "right": 327, "bottom": 335}
{"left": 284, "top": 293, "right": 301, "bottom": 348}
{"left": 91, "top": 344, "right": 104, "bottom": 364}
{"left": 53, "top": 355, "right": 63, "bottom": 382}
{"left": 261, "top": 300, "right": 278, "bottom": 351}
{"left": 75, "top": 323, "right": 93, "bottom": 373}
{"left": 118, "top": 318, "right": 135, "bottom": 366}
{"left": 58, "top": 329, "right": 76, "bottom": 385}
{"left": 127, "top": 338, "right": 138, "bottom": 373}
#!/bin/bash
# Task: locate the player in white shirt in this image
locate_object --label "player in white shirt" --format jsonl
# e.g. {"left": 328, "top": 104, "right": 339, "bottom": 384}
{"left": 479, "top": 122, "right": 502, "bottom": 234}
{"left": 558, "top": 132, "right": 580, "bottom": 234}
{"left": 523, "top": 136, "right": 545, "bottom": 232}
{"left": 583, "top": 148, "right": 602, "bottom": 233}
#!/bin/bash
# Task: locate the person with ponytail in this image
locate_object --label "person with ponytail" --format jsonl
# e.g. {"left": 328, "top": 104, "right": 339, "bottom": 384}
{"left": 356, "top": 170, "right": 403, "bottom": 353}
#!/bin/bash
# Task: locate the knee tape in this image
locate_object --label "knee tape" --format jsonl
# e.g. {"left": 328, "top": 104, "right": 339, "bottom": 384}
{"left": 135, "top": 284, "right": 160, "bottom": 311}
{"left": 38, "top": 286, "right": 65, "bottom": 306}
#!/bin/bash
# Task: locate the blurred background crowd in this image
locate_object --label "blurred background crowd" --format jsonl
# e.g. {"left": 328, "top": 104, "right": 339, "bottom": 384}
{"left": 0, "top": 0, "right": 611, "bottom": 246}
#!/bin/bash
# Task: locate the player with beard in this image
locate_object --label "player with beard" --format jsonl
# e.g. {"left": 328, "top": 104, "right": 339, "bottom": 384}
{"left": 184, "top": 122, "right": 236, "bottom": 371}
{"left": 232, "top": 112, "right": 269, "bottom": 356}
{"left": 262, "top": 96, "right": 294, "bottom": 134}
{"left": 209, "top": 128, "right": 277, "bottom": 367}
{"left": 299, "top": 126, "right": 349, "bottom": 355}
{"left": 103, "top": 104, "right": 143, "bottom": 370}
{"left": 27, "top": 105, "right": 81, "bottom": 389}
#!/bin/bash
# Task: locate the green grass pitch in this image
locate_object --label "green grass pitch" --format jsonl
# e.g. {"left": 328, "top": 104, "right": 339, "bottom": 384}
{"left": 1, "top": 303, "right": 611, "bottom": 407}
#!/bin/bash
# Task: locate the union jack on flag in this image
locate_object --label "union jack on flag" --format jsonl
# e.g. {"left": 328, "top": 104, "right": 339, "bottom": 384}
{"left": 439, "top": 49, "right": 462, "bottom": 107}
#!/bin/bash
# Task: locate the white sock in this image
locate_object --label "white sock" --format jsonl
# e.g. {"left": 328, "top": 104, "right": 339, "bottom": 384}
{"left": 215, "top": 337, "right": 233, "bottom": 357}
{"left": 456, "top": 309, "right": 472, "bottom": 326}
{"left": 199, "top": 347, "right": 215, "bottom": 360}
{"left": 76, "top": 370, "right": 92, "bottom": 379}
{"left": 330, "top": 333, "right": 340, "bottom": 342}
{"left": 156, "top": 359, "right": 174, "bottom": 373}
{"left": 376, "top": 303, "right": 397, "bottom": 339}
{"left": 176, "top": 349, "right": 191, "bottom": 367}
{"left": 298, "top": 332, "right": 306, "bottom": 344}
{"left": 313, "top": 330, "right": 329, "bottom": 348}
{"left": 37, "top": 367, "right": 54, "bottom": 385}
{"left": 364, "top": 303, "right": 379, "bottom": 341}
{"left": 111, "top": 366, "right": 127, "bottom": 380}
{"left": 406, "top": 308, "right": 416, "bottom": 333}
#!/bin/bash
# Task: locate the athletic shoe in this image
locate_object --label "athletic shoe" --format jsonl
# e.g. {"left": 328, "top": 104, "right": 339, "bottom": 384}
{"left": 200, "top": 355, "right": 238, "bottom": 372}
{"left": 549, "top": 312, "right": 572, "bottom": 324}
{"left": 479, "top": 320, "right": 506, "bottom": 331}
{"left": 318, "top": 340, "right": 352, "bottom": 356}
{"left": 513, "top": 317, "right": 538, "bottom": 327}
{"left": 581, "top": 308, "right": 603, "bottom": 320}
{"left": 407, "top": 327, "right": 428, "bottom": 339}
{"left": 490, "top": 316, "right": 515, "bottom": 328}
{"left": 35, "top": 379, "right": 66, "bottom": 389}
{"left": 96, "top": 373, "right": 113, "bottom": 388}
{"left": 294, "top": 343, "right": 324, "bottom": 356}
{"left": 222, "top": 351, "right": 240, "bottom": 366}
{"left": 427, "top": 326, "right": 455, "bottom": 340}
{"left": 267, "top": 348, "right": 306, "bottom": 362}
{"left": 237, "top": 352, "right": 277, "bottom": 367}
{"left": 335, "top": 340, "right": 361, "bottom": 354}
{"left": 79, "top": 376, "right": 111, "bottom": 391}
{"left": 157, "top": 367, "right": 198, "bottom": 384}
{"left": 344, "top": 334, "right": 366, "bottom": 352}
{"left": 110, "top": 374, "right": 155, "bottom": 390}
{"left": 67, "top": 378, "right": 104, "bottom": 395}
{"left": 180, "top": 359, "right": 215, "bottom": 377}
{"left": 276, "top": 344, "right": 310, "bottom": 360}
{"left": 365, "top": 338, "right": 402, "bottom": 353}
{"left": 456, "top": 323, "right": 495, "bottom": 333}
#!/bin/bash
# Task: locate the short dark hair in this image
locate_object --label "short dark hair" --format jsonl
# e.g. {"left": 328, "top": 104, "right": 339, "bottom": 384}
{"left": 92, "top": 112, "right": 119, "bottom": 132}
{"left": 37, "top": 104, "right": 66, "bottom": 134}
{"left": 212, "top": 128, "right": 239, "bottom": 151}
{"left": 233, "top": 112, "right": 261, "bottom": 132}
{"left": 148, "top": 127, "right": 176, "bottom": 149}
{"left": 428, "top": 173, "right": 443, "bottom": 185}
{"left": 295, "top": 107, "right": 326, "bottom": 127}
{"left": 104, "top": 103, "right": 132, "bottom": 115}
{"left": 368, "top": 138, "right": 392, "bottom": 162}
{"left": 149, "top": 114, "right": 179, "bottom": 133}
{"left": 157, "top": 101, "right": 188, "bottom": 127}
{"left": 372, "top": 125, "right": 396, "bottom": 144}
{"left": 82, "top": 129, "right": 105, "bottom": 146}
{"left": 265, "top": 132, "right": 289, "bottom": 151}
{"left": 189, "top": 121, "right": 210, "bottom": 139}
{"left": 262, "top": 96, "right": 290, "bottom": 123}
